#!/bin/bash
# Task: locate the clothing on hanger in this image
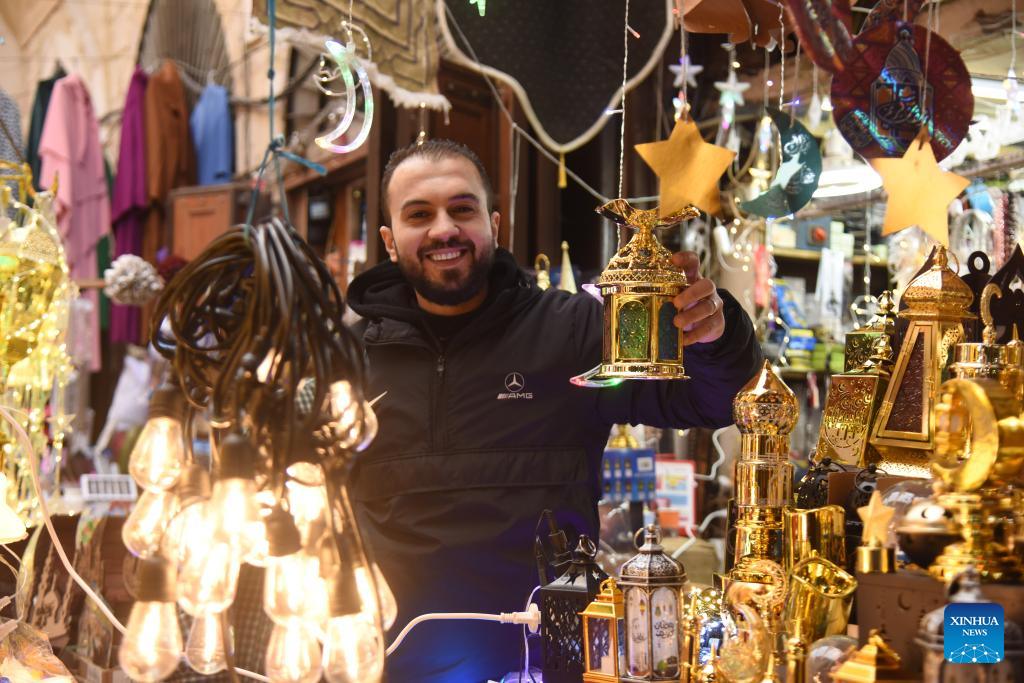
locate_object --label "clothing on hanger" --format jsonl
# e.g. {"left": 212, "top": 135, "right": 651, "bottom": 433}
{"left": 111, "top": 67, "right": 149, "bottom": 345}
{"left": 143, "top": 60, "right": 196, "bottom": 265}
{"left": 38, "top": 75, "right": 110, "bottom": 373}
{"left": 190, "top": 83, "right": 234, "bottom": 186}
{"left": 25, "top": 65, "right": 67, "bottom": 190}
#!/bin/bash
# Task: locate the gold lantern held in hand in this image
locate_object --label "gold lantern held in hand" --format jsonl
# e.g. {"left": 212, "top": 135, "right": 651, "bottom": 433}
{"left": 572, "top": 199, "right": 699, "bottom": 387}
{"left": 618, "top": 524, "right": 688, "bottom": 682}
{"left": 580, "top": 578, "right": 626, "bottom": 683}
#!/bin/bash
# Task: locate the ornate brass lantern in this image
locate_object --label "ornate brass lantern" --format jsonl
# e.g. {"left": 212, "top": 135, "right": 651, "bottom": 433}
{"left": 951, "top": 283, "right": 1024, "bottom": 400}
{"left": 869, "top": 246, "right": 975, "bottom": 476}
{"left": 581, "top": 578, "right": 626, "bottom": 682}
{"left": 618, "top": 524, "right": 687, "bottom": 681}
{"left": 572, "top": 199, "right": 698, "bottom": 387}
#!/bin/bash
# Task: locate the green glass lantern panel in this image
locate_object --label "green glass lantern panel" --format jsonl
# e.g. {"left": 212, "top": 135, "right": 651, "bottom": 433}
{"left": 603, "top": 296, "right": 612, "bottom": 362}
{"left": 657, "top": 301, "right": 679, "bottom": 361}
{"left": 618, "top": 301, "right": 649, "bottom": 360}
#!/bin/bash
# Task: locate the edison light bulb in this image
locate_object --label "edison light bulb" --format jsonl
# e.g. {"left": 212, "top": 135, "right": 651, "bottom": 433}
{"left": 285, "top": 463, "right": 327, "bottom": 544}
{"left": 123, "top": 489, "right": 179, "bottom": 558}
{"left": 322, "top": 614, "right": 384, "bottom": 683}
{"left": 209, "top": 433, "right": 261, "bottom": 554}
{"left": 119, "top": 558, "right": 183, "bottom": 683}
{"left": 264, "top": 551, "right": 328, "bottom": 626}
{"left": 129, "top": 416, "right": 186, "bottom": 491}
{"left": 354, "top": 564, "right": 397, "bottom": 630}
{"left": 177, "top": 541, "right": 240, "bottom": 616}
{"left": 185, "top": 613, "right": 227, "bottom": 674}
{"left": 163, "top": 499, "right": 209, "bottom": 566}
{"left": 266, "top": 623, "right": 322, "bottom": 683}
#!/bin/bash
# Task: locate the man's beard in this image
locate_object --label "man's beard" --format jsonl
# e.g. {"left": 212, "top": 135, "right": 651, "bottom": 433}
{"left": 397, "top": 238, "right": 494, "bottom": 306}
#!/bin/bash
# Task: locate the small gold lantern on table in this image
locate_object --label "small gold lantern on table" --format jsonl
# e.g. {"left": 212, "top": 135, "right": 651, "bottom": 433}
{"left": 618, "top": 524, "right": 687, "bottom": 681}
{"left": 580, "top": 578, "right": 626, "bottom": 682}
{"left": 572, "top": 199, "right": 698, "bottom": 387}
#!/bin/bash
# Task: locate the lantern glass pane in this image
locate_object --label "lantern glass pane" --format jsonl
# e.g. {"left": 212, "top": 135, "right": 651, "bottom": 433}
{"left": 618, "top": 300, "right": 650, "bottom": 360}
{"left": 625, "top": 587, "right": 652, "bottom": 677}
{"left": 603, "top": 297, "right": 612, "bottom": 361}
{"left": 657, "top": 301, "right": 679, "bottom": 361}
{"left": 587, "top": 617, "right": 615, "bottom": 674}
{"left": 617, "top": 617, "right": 627, "bottom": 675}
{"left": 652, "top": 586, "right": 680, "bottom": 676}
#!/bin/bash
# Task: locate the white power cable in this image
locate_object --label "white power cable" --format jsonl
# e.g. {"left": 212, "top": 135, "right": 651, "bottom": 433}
{"left": 671, "top": 508, "right": 728, "bottom": 559}
{"left": 385, "top": 605, "right": 542, "bottom": 658}
{"left": 0, "top": 405, "right": 270, "bottom": 683}
{"left": 692, "top": 426, "right": 730, "bottom": 482}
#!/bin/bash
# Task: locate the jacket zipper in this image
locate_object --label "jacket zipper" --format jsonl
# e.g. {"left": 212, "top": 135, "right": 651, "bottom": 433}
{"left": 433, "top": 354, "right": 446, "bottom": 450}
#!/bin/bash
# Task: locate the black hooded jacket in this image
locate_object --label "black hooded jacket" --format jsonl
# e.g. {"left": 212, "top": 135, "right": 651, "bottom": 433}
{"left": 346, "top": 248, "right": 762, "bottom": 682}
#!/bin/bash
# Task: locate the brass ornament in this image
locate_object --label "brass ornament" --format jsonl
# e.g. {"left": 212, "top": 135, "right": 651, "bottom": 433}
{"left": 729, "top": 361, "right": 798, "bottom": 570}
{"left": 572, "top": 199, "right": 699, "bottom": 387}
{"left": 951, "top": 283, "right": 1024, "bottom": 401}
{"left": 831, "top": 629, "right": 915, "bottom": 683}
{"left": 929, "top": 376, "right": 1024, "bottom": 582}
{"left": 855, "top": 490, "right": 897, "bottom": 574}
{"left": 534, "top": 253, "right": 551, "bottom": 291}
{"left": 869, "top": 246, "right": 975, "bottom": 476}
{"left": 844, "top": 290, "right": 897, "bottom": 373}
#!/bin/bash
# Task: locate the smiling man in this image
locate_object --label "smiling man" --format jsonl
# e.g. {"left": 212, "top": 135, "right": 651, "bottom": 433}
{"left": 344, "top": 139, "right": 762, "bottom": 682}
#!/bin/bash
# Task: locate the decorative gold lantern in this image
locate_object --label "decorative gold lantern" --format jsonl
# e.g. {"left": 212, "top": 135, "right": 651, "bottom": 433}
{"left": 729, "top": 360, "right": 798, "bottom": 571}
{"left": 869, "top": 246, "right": 975, "bottom": 476}
{"left": 618, "top": 524, "right": 687, "bottom": 681}
{"left": 572, "top": 199, "right": 698, "bottom": 387}
{"left": 580, "top": 578, "right": 626, "bottom": 682}
{"left": 818, "top": 302, "right": 896, "bottom": 466}
{"left": 844, "top": 290, "right": 898, "bottom": 372}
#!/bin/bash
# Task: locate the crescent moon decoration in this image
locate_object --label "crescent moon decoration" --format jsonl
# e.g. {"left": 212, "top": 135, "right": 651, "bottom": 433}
{"left": 739, "top": 109, "right": 822, "bottom": 219}
{"left": 830, "top": 21, "right": 972, "bottom": 161}
{"left": 314, "top": 24, "right": 375, "bottom": 155}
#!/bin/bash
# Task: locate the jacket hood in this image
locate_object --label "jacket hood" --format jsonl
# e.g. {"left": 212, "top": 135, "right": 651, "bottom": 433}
{"left": 347, "top": 247, "right": 541, "bottom": 330}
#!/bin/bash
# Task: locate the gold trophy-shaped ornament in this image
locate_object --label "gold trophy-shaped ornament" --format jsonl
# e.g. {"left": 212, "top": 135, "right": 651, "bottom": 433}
{"left": 951, "top": 283, "right": 1024, "bottom": 399}
{"left": 572, "top": 199, "right": 699, "bottom": 387}
{"left": 929, "top": 372, "right": 1024, "bottom": 582}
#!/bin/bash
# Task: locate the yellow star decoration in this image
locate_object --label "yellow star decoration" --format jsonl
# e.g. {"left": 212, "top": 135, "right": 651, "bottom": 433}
{"left": 857, "top": 490, "right": 896, "bottom": 547}
{"left": 635, "top": 118, "right": 736, "bottom": 218}
{"left": 870, "top": 128, "right": 969, "bottom": 247}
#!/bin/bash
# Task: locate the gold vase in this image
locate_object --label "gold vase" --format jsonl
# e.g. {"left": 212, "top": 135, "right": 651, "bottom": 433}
{"left": 784, "top": 505, "right": 847, "bottom": 571}
{"left": 781, "top": 556, "right": 857, "bottom": 645}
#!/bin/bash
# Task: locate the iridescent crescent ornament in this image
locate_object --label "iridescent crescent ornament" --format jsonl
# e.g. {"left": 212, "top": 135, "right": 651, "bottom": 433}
{"left": 314, "top": 22, "right": 374, "bottom": 154}
{"left": 738, "top": 109, "right": 822, "bottom": 219}
{"left": 571, "top": 200, "right": 698, "bottom": 388}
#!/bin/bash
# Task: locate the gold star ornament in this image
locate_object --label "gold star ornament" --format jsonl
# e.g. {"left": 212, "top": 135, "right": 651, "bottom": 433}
{"left": 870, "top": 128, "right": 969, "bottom": 247}
{"left": 635, "top": 119, "right": 736, "bottom": 218}
{"left": 857, "top": 490, "right": 896, "bottom": 547}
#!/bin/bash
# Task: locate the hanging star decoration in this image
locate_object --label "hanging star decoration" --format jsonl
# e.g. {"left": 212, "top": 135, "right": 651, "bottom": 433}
{"left": 715, "top": 68, "right": 750, "bottom": 109}
{"left": 669, "top": 55, "right": 703, "bottom": 89}
{"left": 857, "top": 490, "right": 896, "bottom": 547}
{"left": 870, "top": 127, "right": 969, "bottom": 246}
{"left": 636, "top": 118, "right": 736, "bottom": 217}
{"left": 469, "top": 0, "right": 486, "bottom": 17}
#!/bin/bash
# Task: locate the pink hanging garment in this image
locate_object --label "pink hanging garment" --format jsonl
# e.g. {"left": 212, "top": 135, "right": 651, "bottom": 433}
{"left": 38, "top": 74, "right": 109, "bottom": 372}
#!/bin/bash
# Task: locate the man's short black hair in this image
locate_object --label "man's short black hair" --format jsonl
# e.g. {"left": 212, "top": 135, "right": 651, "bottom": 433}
{"left": 380, "top": 139, "right": 495, "bottom": 224}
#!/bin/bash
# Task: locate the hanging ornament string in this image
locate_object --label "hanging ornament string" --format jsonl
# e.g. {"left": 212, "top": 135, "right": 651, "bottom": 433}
{"left": 618, "top": 0, "right": 632, "bottom": 199}
{"left": 777, "top": 3, "right": 786, "bottom": 113}
{"left": 790, "top": 41, "right": 802, "bottom": 126}
{"left": 243, "top": 0, "right": 326, "bottom": 237}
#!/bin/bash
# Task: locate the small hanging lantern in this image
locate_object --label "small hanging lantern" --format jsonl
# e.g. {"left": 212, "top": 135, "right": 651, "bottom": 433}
{"left": 581, "top": 578, "right": 626, "bottom": 682}
{"left": 572, "top": 199, "right": 699, "bottom": 387}
{"left": 541, "top": 535, "right": 609, "bottom": 683}
{"left": 619, "top": 524, "right": 688, "bottom": 681}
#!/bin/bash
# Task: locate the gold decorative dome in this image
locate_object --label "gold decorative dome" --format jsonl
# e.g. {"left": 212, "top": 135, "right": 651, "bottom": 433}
{"left": 596, "top": 199, "right": 698, "bottom": 287}
{"left": 899, "top": 246, "right": 975, "bottom": 321}
{"left": 733, "top": 360, "right": 799, "bottom": 436}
